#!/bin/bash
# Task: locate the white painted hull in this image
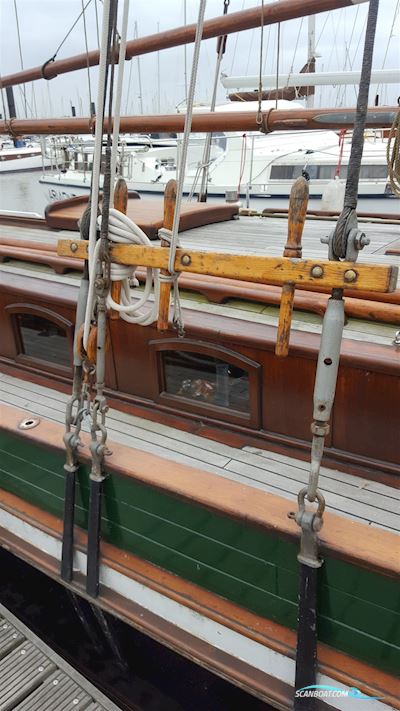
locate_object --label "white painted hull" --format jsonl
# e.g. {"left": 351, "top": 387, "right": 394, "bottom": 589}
{"left": 0, "top": 149, "right": 49, "bottom": 173}
{"left": 39, "top": 130, "right": 392, "bottom": 201}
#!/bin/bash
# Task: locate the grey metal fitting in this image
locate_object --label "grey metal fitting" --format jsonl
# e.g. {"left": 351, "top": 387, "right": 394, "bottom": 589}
{"left": 311, "top": 422, "right": 330, "bottom": 437}
{"left": 288, "top": 488, "right": 325, "bottom": 568}
{"left": 322, "top": 212, "right": 370, "bottom": 262}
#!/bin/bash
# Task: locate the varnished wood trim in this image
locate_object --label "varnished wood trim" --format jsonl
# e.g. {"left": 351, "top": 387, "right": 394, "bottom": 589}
{"left": 0, "top": 403, "right": 399, "bottom": 580}
{"left": 0, "top": 489, "right": 398, "bottom": 709}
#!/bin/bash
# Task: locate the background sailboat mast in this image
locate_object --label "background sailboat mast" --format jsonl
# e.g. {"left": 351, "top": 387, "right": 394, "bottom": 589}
{"left": 307, "top": 15, "right": 316, "bottom": 108}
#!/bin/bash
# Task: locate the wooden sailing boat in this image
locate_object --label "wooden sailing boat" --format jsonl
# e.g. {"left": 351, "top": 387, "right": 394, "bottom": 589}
{"left": 0, "top": 1, "right": 399, "bottom": 709}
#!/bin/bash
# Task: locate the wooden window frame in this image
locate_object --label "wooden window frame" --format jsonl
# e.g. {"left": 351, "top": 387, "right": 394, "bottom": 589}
{"left": 6, "top": 303, "right": 73, "bottom": 376}
{"left": 150, "top": 338, "right": 261, "bottom": 428}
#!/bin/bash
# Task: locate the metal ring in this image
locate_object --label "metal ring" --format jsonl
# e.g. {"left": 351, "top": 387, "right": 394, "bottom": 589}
{"left": 18, "top": 417, "right": 40, "bottom": 430}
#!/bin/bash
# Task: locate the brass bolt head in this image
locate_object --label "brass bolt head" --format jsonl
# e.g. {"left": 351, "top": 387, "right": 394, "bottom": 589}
{"left": 344, "top": 269, "right": 357, "bottom": 283}
{"left": 311, "top": 265, "right": 324, "bottom": 278}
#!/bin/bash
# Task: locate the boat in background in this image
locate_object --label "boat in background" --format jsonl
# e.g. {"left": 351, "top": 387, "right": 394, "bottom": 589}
{"left": 0, "top": 137, "right": 49, "bottom": 173}
{"left": 39, "top": 100, "right": 393, "bottom": 202}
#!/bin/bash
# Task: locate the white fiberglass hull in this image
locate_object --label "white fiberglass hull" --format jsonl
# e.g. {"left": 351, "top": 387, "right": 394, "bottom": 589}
{"left": 0, "top": 147, "right": 49, "bottom": 173}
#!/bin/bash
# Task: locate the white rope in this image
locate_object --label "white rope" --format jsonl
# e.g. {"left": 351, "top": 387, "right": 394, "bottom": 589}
{"left": 83, "top": 0, "right": 112, "bottom": 350}
{"left": 110, "top": 0, "right": 130, "bottom": 205}
{"left": 87, "top": 0, "right": 111, "bottom": 269}
{"left": 105, "top": 209, "right": 160, "bottom": 324}
{"left": 168, "top": 0, "right": 207, "bottom": 275}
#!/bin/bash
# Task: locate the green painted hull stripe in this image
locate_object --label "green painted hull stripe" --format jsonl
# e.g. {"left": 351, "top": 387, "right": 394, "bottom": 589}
{"left": 0, "top": 433, "right": 399, "bottom": 676}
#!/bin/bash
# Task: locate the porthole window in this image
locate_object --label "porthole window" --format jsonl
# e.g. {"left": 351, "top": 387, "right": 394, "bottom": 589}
{"left": 16, "top": 314, "right": 70, "bottom": 367}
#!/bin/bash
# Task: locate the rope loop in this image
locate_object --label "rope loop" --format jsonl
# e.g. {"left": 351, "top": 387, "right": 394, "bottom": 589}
{"left": 41, "top": 55, "right": 57, "bottom": 80}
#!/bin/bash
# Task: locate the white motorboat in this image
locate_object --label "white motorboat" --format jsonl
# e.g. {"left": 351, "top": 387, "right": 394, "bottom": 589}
{"left": 0, "top": 138, "right": 49, "bottom": 173}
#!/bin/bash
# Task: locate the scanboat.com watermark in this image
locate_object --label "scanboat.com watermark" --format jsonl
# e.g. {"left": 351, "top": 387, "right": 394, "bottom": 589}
{"left": 295, "top": 685, "right": 385, "bottom": 700}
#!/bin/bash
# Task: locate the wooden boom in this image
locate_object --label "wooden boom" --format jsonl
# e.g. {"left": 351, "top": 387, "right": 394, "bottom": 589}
{"left": 58, "top": 240, "right": 398, "bottom": 294}
{"left": 0, "top": 0, "right": 367, "bottom": 89}
{"left": 0, "top": 107, "right": 395, "bottom": 137}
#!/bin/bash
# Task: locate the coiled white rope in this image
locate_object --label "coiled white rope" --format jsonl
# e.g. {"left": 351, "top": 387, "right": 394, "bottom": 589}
{"left": 105, "top": 208, "right": 160, "bottom": 324}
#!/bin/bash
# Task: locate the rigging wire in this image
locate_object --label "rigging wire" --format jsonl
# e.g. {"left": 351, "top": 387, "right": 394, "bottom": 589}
{"left": 262, "top": 24, "right": 272, "bottom": 73}
{"left": 376, "top": 0, "right": 399, "bottom": 101}
{"left": 275, "top": 23, "right": 281, "bottom": 109}
{"left": 256, "top": 0, "right": 264, "bottom": 125}
{"left": 288, "top": 18, "right": 304, "bottom": 80}
{"left": 229, "top": 0, "right": 245, "bottom": 75}
{"left": 13, "top": 0, "right": 27, "bottom": 118}
{"left": 81, "top": 0, "right": 94, "bottom": 115}
{"left": 94, "top": 0, "right": 101, "bottom": 48}
{"left": 42, "top": 0, "right": 94, "bottom": 80}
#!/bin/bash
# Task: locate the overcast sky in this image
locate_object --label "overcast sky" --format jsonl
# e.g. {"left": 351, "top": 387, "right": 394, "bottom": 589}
{"left": 0, "top": 0, "right": 399, "bottom": 120}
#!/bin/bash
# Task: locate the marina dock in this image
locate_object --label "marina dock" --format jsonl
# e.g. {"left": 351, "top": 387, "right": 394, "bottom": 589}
{"left": 0, "top": 602, "right": 120, "bottom": 711}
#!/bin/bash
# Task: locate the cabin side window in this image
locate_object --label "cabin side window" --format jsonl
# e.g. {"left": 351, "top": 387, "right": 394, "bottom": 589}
{"left": 164, "top": 351, "right": 249, "bottom": 413}
{"left": 15, "top": 314, "right": 70, "bottom": 367}
{"left": 151, "top": 340, "right": 261, "bottom": 428}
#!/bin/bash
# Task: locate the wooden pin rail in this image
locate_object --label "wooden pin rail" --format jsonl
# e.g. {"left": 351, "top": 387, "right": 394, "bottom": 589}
{"left": 276, "top": 175, "right": 309, "bottom": 357}
{"left": 58, "top": 239, "right": 398, "bottom": 294}
{"left": 109, "top": 177, "right": 128, "bottom": 320}
{"left": 157, "top": 179, "right": 177, "bottom": 330}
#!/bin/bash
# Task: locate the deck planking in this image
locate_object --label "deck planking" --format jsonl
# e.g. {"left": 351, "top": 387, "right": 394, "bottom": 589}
{"left": 0, "top": 372, "right": 399, "bottom": 533}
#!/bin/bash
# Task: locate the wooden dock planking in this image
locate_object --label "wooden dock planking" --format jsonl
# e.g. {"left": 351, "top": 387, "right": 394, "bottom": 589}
{"left": 0, "top": 603, "right": 119, "bottom": 711}
{"left": 1, "top": 373, "right": 399, "bottom": 533}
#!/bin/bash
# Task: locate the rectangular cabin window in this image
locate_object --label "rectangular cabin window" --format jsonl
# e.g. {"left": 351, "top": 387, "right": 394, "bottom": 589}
{"left": 16, "top": 314, "right": 70, "bottom": 367}
{"left": 270, "top": 165, "right": 304, "bottom": 180}
{"left": 359, "top": 164, "right": 388, "bottom": 179}
{"left": 317, "top": 165, "right": 336, "bottom": 180}
{"left": 163, "top": 351, "right": 250, "bottom": 414}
